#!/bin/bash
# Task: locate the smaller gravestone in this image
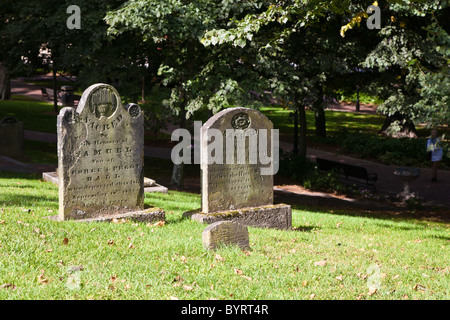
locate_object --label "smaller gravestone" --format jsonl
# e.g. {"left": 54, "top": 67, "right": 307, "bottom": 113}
{"left": 0, "top": 116, "right": 24, "bottom": 158}
{"left": 202, "top": 221, "right": 250, "bottom": 250}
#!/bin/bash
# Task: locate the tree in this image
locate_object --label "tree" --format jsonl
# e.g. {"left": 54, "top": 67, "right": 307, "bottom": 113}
{"left": 0, "top": 0, "right": 148, "bottom": 105}
{"left": 106, "top": 0, "right": 270, "bottom": 187}
{"left": 203, "top": 0, "right": 449, "bottom": 139}
{"left": 342, "top": 1, "right": 449, "bottom": 136}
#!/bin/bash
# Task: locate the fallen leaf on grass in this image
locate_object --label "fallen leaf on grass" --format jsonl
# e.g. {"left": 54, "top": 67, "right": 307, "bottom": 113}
{"left": 147, "top": 220, "right": 165, "bottom": 227}
{"left": 62, "top": 238, "right": 69, "bottom": 245}
{"left": 183, "top": 285, "right": 194, "bottom": 291}
{"left": 112, "top": 218, "right": 126, "bottom": 224}
{"left": 170, "top": 296, "right": 179, "bottom": 300}
{"left": 357, "top": 273, "right": 368, "bottom": 280}
{"left": 241, "top": 275, "right": 252, "bottom": 281}
{"left": 302, "top": 280, "right": 308, "bottom": 287}
{"left": 128, "top": 243, "right": 135, "bottom": 249}
{"left": 0, "top": 220, "right": 5, "bottom": 224}
{"left": 107, "top": 240, "right": 115, "bottom": 245}
{"left": 0, "top": 283, "right": 16, "bottom": 290}
{"left": 335, "top": 275, "right": 343, "bottom": 281}
{"left": 310, "top": 294, "right": 316, "bottom": 299}
{"left": 215, "top": 254, "right": 225, "bottom": 261}
{"left": 234, "top": 268, "right": 243, "bottom": 275}
{"left": 413, "top": 284, "right": 427, "bottom": 291}
{"left": 368, "top": 288, "right": 377, "bottom": 296}
{"left": 314, "top": 260, "right": 327, "bottom": 267}
{"left": 45, "top": 249, "right": 53, "bottom": 253}
{"left": 38, "top": 271, "right": 48, "bottom": 285}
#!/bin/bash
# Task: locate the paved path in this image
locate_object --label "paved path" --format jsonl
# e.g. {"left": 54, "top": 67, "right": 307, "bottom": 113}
{"left": 289, "top": 143, "right": 450, "bottom": 208}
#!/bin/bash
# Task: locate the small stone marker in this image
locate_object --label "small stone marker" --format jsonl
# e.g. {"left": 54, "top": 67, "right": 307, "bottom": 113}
{"left": 185, "top": 107, "right": 292, "bottom": 230}
{"left": 55, "top": 83, "right": 164, "bottom": 222}
{"left": 0, "top": 116, "right": 24, "bottom": 158}
{"left": 202, "top": 221, "right": 250, "bottom": 250}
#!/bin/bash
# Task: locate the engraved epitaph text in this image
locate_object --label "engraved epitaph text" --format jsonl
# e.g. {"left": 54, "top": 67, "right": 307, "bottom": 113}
{"left": 57, "top": 84, "right": 144, "bottom": 220}
{"left": 201, "top": 108, "right": 273, "bottom": 213}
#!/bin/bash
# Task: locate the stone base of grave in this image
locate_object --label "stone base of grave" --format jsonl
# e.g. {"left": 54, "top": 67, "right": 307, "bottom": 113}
{"left": 45, "top": 207, "right": 165, "bottom": 223}
{"left": 183, "top": 203, "right": 292, "bottom": 230}
{"left": 42, "top": 171, "right": 59, "bottom": 185}
{"left": 43, "top": 171, "right": 168, "bottom": 193}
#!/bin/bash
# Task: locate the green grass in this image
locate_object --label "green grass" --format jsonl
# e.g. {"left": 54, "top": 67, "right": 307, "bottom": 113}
{"left": 0, "top": 172, "right": 449, "bottom": 300}
{"left": 260, "top": 106, "right": 450, "bottom": 140}
{"left": 23, "top": 140, "right": 58, "bottom": 164}
{"left": 0, "top": 99, "right": 57, "bottom": 134}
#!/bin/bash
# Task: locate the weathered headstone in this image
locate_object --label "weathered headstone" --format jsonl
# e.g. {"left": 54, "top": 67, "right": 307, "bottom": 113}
{"left": 54, "top": 83, "right": 164, "bottom": 222}
{"left": 0, "top": 116, "right": 24, "bottom": 158}
{"left": 185, "top": 107, "right": 291, "bottom": 230}
{"left": 202, "top": 221, "right": 250, "bottom": 250}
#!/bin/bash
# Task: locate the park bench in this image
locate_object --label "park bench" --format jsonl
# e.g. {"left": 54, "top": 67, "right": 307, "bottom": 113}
{"left": 315, "top": 157, "right": 378, "bottom": 190}
{"left": 41, "top": 87, "right": 80, "bottom": 105}
{"left": 45, "top": 88, "right": 62, "bottom": 101}
{"left": 40, "top": 87, "right": 49, "bottom": 100}
{"left": 41, "top": 87, "right": 61, "bottom": 101}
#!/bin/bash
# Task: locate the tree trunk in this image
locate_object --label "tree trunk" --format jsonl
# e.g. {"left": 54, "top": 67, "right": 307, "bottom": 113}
{"left": 292, "top": 109, "right": 299, "bottom": 155}
{"left": 170, "top": 88, "right": 187, "bottom": 188}
{"left": 314, "top": 85, "right": 326, "bottom": 138}
{"left": 0, "top": 62, "right": 11, "bottom": 100}
{"left": 52, "top": 64, "right": 58, "bottom": 113}
{"left": 379, "top": 113, "right": 418, "bottom": 138}
{"left": 298, "top": 103, "right": 307, "bottom": 158}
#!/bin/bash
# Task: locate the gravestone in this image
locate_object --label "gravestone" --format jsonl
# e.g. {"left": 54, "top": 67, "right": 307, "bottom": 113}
{"left": 54, "top": 83, "right": 164, "bottom": 222}
{"left": 184, "top": 107, "right": 291, "bottom": 230}
{"left": 202, "top": 221, "right": 250, "bottom": 250}
{"left": 0, "top": 116, "right": 24, "bottom": 158}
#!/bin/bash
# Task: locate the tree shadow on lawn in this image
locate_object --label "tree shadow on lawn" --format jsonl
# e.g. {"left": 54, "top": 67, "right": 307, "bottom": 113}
{"left": 274, "top": 190, "right": 450, "bottom": 223}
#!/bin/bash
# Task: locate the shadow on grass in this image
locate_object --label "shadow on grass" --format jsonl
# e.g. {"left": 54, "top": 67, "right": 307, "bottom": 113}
{"left": 275, "top": 190, "right": 450, "bottom": 223}
{"left": 0, "top": 172, "right": 45, "bottom": 180}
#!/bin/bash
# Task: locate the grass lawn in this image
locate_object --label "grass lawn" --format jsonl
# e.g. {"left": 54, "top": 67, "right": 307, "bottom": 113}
{"left": 0, "top": 172, "right": 449, "bottom": 300}
{"left": 260, "top": 106, "right": 450, "bottom": 141}
{"left": 0, "top": 97, "right": 57, "bottom": 134}
{"left": 260, "top": 106, "right": 386, "bottom": 140}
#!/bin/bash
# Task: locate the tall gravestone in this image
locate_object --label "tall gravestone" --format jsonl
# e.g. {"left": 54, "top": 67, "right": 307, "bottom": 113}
{"left": 54, "top": 83, "right": 164, "bottom": 222}
{"left": 185, "top": 107, "right": 291, "bottom": 230}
